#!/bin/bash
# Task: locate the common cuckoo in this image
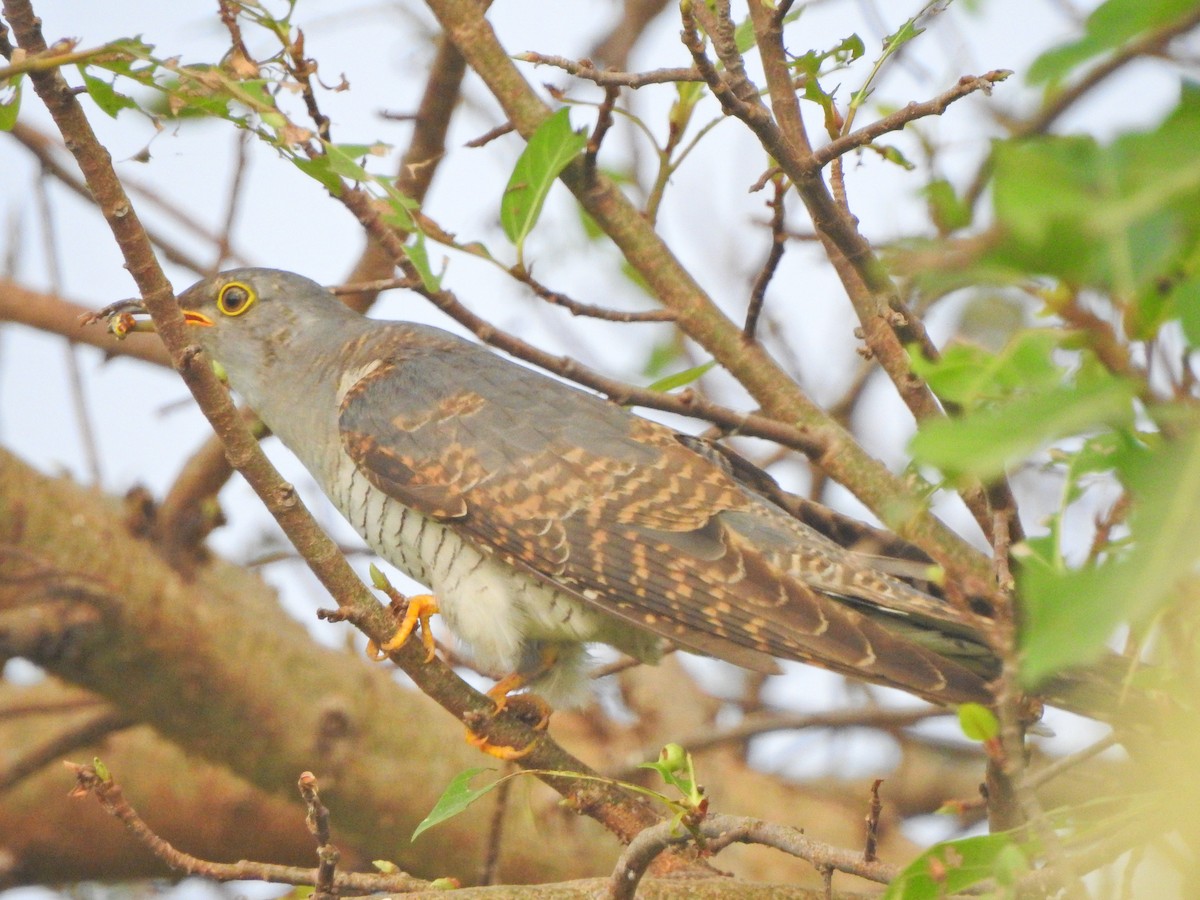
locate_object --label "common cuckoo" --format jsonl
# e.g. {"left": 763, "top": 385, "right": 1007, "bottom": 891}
{"left": 122, "top": 268, "right": 1005, "bottom": 709}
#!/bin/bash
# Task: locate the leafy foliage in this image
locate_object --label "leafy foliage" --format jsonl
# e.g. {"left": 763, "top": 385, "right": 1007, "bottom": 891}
{"left": 882, "top": 833, "right": 1029, "bottom": 899}
{"left": 501, "top": 107, "right": 588, "bottom": 262}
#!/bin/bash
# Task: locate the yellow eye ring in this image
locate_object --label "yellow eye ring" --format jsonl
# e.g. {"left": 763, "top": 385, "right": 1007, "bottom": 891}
{"left": 216, "top": 282, "right": 256, "bottom": 317}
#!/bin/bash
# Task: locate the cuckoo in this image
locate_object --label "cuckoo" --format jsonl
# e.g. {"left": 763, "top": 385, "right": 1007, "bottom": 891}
{"left": 107, "top": 268, "right": 1009, "bottom": 711}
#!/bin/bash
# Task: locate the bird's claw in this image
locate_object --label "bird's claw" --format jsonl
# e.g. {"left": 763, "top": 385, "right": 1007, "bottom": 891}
{"left": 465, "top": 691, "right": 552, "bottom": 759}
{"left": 366, "top": 571, "right": 439, "bottom": 662}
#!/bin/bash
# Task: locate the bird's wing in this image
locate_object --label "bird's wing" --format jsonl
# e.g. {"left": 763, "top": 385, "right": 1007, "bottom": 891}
{"left": 337, "top": 327, "right": 992, "bottom": 704}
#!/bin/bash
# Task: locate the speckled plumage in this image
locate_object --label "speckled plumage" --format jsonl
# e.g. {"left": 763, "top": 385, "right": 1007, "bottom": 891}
{"left": 173, "top": 268, "right": 998, "bottom": 707}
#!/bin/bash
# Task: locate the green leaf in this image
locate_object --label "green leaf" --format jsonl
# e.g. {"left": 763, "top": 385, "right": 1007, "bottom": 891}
{"left": 0, "top": 76, "right": 21, "bottom": 131}
{"left": 78, "top": 67, "right": 137, "bottom": 118}
{"left": 1020, "top": 422, "right": 1200, "bottom": 685}
{"left": 500, "top": 108, "right": 587, "bottom": 249}
{"left": 737, "top": 7, "right": 807, "bottom": 54}
{"left": 908, "top": 331, "right": 1064, "bottom": 408}
{"left": 910, "top": 366, "right": 1137, "bottom": 481}
{"left": 641, "top": 340, "right": 685, "bottom": 379}
{"left": 368, "top": 563, "right": 388, "bottom": 589}
{"left": 957, "top": 703, "right": 998, "bottom": 742}
{"left": 1177, "top": 274, "right": 1200, "bottom": 347}
{"left": 645, "top": 360, "right": 716, "bottom": 393}
{"left": 1028, "top": 0, "right": 1200, "bottom": 87}
{"left": 733, "top": 14, "right": 757, "bottom": 54}
{"left": 290, "top": 155, "right": 343, "bottom": 194}
{"left": 324, "top": 143, "right": 373, "bottom": 182}
{"left": 989, "top": 86, "right": 1200, "bottom": 292}
{"left": 922, "top": 178, "right": 972, "bottom": 232}
{"left": 877, "top": 144, "right": 915, "bottom": 170}
{"left": 411, "top": 768, "right": 498, "bottom": 841}
{"left": 883, "top": 833, "right": 1028, "bottom": 899}
{"left": 639, "top": 744, "right": 703, "bottom": 807}
{"left": 403, "top": 232, "right": 440, "bottom": 292}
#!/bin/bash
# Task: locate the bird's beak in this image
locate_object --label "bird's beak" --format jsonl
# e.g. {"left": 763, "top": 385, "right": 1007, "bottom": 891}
{"left": 81, "top": 301, "right": 214, "bottom": 340}
{"left": 182, "top": 309, "right": 214, "bottom": 327}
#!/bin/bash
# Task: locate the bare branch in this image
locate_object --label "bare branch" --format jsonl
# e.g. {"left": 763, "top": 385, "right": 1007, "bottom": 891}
{"left": 517, "top": 52, "right": 702, "bottom": 88}
{"left": 607, "top": 813, "right": 900, "bottom": 899}
{"left": 812, "top": 70, "right": 1013, "bottom": 167}
{"left": 67, "top": 762, "right": 430, "bottom": 895}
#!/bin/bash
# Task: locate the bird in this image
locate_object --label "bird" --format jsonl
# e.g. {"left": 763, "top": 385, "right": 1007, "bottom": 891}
{"left": 128, "top": 268, "right": 1006, "bottom": 712}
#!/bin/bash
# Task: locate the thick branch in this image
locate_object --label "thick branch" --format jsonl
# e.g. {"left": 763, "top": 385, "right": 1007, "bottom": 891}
{"left": 0, "top": 447, "right": 620, "bottom": 884}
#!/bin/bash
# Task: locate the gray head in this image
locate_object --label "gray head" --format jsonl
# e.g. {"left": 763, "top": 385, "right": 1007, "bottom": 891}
{"left": 172, "top": 268, "right": 373, "bottom": 425}
{"left": 176, "top": 268, "right": 362, "bottom": 377}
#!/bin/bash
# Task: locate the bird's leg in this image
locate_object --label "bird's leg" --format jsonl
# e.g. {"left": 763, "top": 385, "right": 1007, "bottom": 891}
{"left": 365, "top": 566, "right": 439, "bottom": 662}
{"left": 465, "top": 647, "right": 557, "bottom": 759}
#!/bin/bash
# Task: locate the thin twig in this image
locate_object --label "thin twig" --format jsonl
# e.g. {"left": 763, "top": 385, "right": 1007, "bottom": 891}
{"left": 1027, "top": 733, "right": 1120, "bottom": 791}
{"left": 0, "top": 709, "right": 133, "bottom": 792}
{"left": 812, "top": 71, "right": 1012, "bottom": 167}
{"left": 465, "top": 121, "right": 514, "bottom": 148}
{"left": 585, "top": 83, "right": 619, "bottom": 185}
{"left": 606, "top": 813, "right": 900, "bottom": 900}
{"left": 479, "top": 763, "right": 514, "bottom": 885}
{"left": 517, "top": 52, "right": 702, "bottom": 88}
{"left": 744, "top": 174, "right": 787, "bottom": 339}
{"left": 66, "top": 762, "right": 429, "bottom": 894}
{"left": 298, "top": 772, "right": 339, "bottom": 900}
{"left": 512, "top": 265, "right": 675, "bottom": 322}
{"left": 863, "top": 779, "right": 883, "bottom": 863}
{"left": 35, "top": 171, "right": 102, "bottom": 485}
{"left": 9, "top": 122, "right": 247, "bottom": 273}
{"left": 212, "top": 129, "right": 252, "bottom": 272}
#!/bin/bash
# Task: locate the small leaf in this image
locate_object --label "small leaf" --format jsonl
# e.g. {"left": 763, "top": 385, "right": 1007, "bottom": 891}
{"left": 324, "top": 143, "right": 371, "bottom": 182}
{"left": 640, "top": 742, "right": 688, "bottom": 780}
{"left": 368, "top": 563, "right": 388, "bottom": 589}
{"left": 957, "top": 703, "right": 998, "bottom": 742}
{"left": 376, "top": 179, "right": 416, "bottom": 232}
{"left": 403, "top": 233, "right": 440, "bottom": 292}
{"left": 290, "top": 155, "right": 343, "bottom": 194}
{"left": 882, "top": 833, "right": 1028, "bottom": 899}
{"left": 908, "top": 331, "right": 1064, "bottom": 408}
{"left": 0, "top": 77, "right": 21, "bottom": 131}
{"left": 641, "top": 341, "right": 684, "bottom": 379}
{"left": 500, "top": 108, "right": 587, "bottom": 248}
{"left": 645, "top": 360, "right": 716, "bottom": 393}
{"left": 78, "top": 67, "right": 137, "bottom": 118}
{"left": 411, "top": 767, "right": 498, "bottom": 841}
{"left": 1175, "top": 275, "right": 1200, "bottom": 347}
{"left": 910, "top": 372, "right": 1136, "bottom": 481}
{"left": 877, "top": 144, "right": 915, "bottom": 170}
{"left": 923, "top": 178, "right": 972, "bottom": 232}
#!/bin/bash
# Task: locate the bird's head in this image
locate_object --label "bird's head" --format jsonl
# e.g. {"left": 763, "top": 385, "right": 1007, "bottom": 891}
{"left": 85, "top": 268, "right": 362, "bottom": 413}
{"left": 174, "top": 268, "right": 347, "bottom": 368}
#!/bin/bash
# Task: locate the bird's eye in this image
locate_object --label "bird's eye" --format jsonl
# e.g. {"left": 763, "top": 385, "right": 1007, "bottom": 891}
{"left": 216, "top": 282, "right": 256, "bottom": 317}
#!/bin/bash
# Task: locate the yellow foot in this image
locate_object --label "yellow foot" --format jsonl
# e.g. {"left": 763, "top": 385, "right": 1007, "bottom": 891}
{"left": 366, "top": 568, "right": 439, "bottom": 662}
{"left": 465, "top": 693, "right": 553, "bottom": 759}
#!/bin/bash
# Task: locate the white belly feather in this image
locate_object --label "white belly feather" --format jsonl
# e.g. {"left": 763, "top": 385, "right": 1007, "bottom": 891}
{"left": 326, "top": 454, "right": 642, "bottom": 702}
